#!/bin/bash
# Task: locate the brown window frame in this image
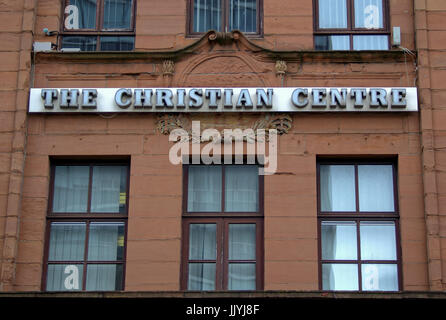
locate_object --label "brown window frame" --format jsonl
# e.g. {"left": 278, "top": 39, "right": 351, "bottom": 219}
{"left": 42, "top": 159, "right": 130, "bottom": 292}
{"left": 317, "top": 158, "right": 402, "bottom": 292}
{"left": 313, "top": 0, "right": 390, "bottom": 50}
{"left": 59, "top": 0, "right": 136, "bottom": 51}
{"left": 186, "top": 0, "right": 263, "bottom": 38}
{"left": 180, "top": 163, "right": 264, "bottom": 291}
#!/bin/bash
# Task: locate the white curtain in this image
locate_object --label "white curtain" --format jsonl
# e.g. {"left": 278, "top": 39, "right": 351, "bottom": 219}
{"left": 194, "top": 0, "right": 221, "bottom": 32}
{"left": 228, "top": 263, "right": 256, "bottom": 290}
{"left": 225, "top": 166, "right": 258, "bottom": 212}
{"left": 69, "top": 0, "right": 97, "bottom": 29}
{"left": 53, "top": 166, "right": 89, "bottom": 213}
{"left": 321, "top": 221, "right": 357, "bottom": 260}
{"left": 360, "top": 221, "right": 396, "bottom": 260}
{"left": 86, "top": 264, "right": 123, "bottom": 291}
{"left": 88, "top": 222, "right": 124, "bottom": 261}
{"left": 229, "top": 0, "right": 257, "bottom": 33}
{"left": 354, "top": 0, "right": 383, "bottom": 29}
{"left": 358, "top": 165, "right": 394, "bottom": 211}
{"left": 188, "top": 224, "right": 217, "bottom": 290}
{"left": 362, "top": 264, "right": 398, "bottom": 291}
{"left": 353, "top": 35, "right": 388, "bottom": 50}
{"left": 322, "top": 264, "right": 359, "bottom": 290}
{"left": 103, "top": 0, "right": 132, "bottom": 29}
{"left": 318, "top": 0, "right": 347, "bottom": 29}
{"left": 188, "top": 166, "right": 222, "bottom": 212}
{"left": 91, "top": 166, "right": 125, "bottom": 213}
{"left": 320, "top": 165, "right": 356, "bottom": 212}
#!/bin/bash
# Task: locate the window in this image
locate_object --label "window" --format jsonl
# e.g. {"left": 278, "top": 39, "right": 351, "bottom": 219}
{"left": 60, "top": 0, "right": 135, "bottom": 51}
{"left": 188, "top": 0, "right": 262, "bottom": 36}
{"left": 43, "top": 161, "right": 129, "bottom": 291}
{"left": 314, "top": 0, "right": 389, "bottom": 51}
{"left": 317, "top": 160, "right": 401, "bottom": 291}
{"left": 181, "top": 164, "right": 264, "bottom": 290}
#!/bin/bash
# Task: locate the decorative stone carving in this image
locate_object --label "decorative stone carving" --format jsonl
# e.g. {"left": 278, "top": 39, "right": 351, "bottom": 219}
{"left": 156, "top": 113, "right": 293, "bottom": 142}
{"left": 208, "top": 31, "right": 237, "bottom": 45}
{"left": 162, "top": 60, "right": 175, "bottom": 76}
{"left": 275, "top": 60, "right": 287, "bottom": 76}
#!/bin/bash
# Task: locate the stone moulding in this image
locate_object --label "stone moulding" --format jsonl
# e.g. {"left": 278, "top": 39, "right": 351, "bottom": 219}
{"left": 156, "top": 113, "right": 293, "bottom": 142}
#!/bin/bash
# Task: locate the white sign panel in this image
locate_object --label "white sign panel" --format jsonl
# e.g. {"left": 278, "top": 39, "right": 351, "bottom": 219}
{"left": 28, "top": 87, "right": 418, "bottom": 113}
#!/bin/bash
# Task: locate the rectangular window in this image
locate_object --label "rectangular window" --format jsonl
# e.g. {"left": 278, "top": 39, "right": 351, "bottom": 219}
{"left": 181, "top": 164, "right": 263, "bottom": 291}
{"left": 43, "top": 160, "right": 129, "bottom": 291}
{"left": 317, "top": 160, "right": 401, "bottom": 292}
{"left": 60, "top": 0, "right": 135, "bottom": 51}
{"left": 188, "top": 0, "right": 262, "bottom": 36}
{"left": 314, "top": 0, "right": 389, "bottom": 51}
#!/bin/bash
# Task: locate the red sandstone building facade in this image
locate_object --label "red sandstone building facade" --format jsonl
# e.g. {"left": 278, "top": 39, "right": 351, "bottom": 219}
{"left": 0, "top": 0, "right": 446, "bottom": 299}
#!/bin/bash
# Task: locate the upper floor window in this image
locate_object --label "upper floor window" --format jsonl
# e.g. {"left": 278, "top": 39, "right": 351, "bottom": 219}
{"left": 60, "top": 0, "right": 135, "bottom": 52}
{"left": 317, "top": 160, "right": 401, "bottom": 292}
{"left": 188, "top": 0, "right": 262, "bottom": 37}
{"left": 314, "top": 0, "right": 390, "bottom": 51}
{"left": 43, "top": 160, "right": 129, "bottom": 291}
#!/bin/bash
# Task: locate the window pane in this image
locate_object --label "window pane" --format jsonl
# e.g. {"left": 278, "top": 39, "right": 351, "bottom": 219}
{"left": 321, "top": 221, "right": 357, "bottom": 260}
{"left": 322, "top": 264, "right": 359, "bottom": 290}
{"left": 360, "top": 221, "right": 396, "bottom": 260}
{"left": 358, "top": 165, "right": 394, "bottom": 211}
{"left": 188, "top": 165, "right": 222, "bottom": 212}
{"left": 193, "top": 0, "right": 222, "bottom": 32}
{"left": 315, "top": 35, "right": 350, "bottom": 50}
{"left": 320, "top": 165, "right": 356, "bottom": 211}
{"left": 86, "top": 264, "right": 123, "bottom": 291}
{"left": 66, "top": 0, "right": 97, "bottom": 29}
{"left": 188, "top": 263, "right": 216, "bottom": 290}
{"left": 100, "top": 36, "right": 135, "bottom": 51}
{"left": 229, "top": 0, "right": 257, "bottom": 33}
{"left": 46, "top": 264, "right": 83, "bottom": 291}
{"left": 229, "top": 224, "right": 256, "bottom": 260}
{"left": 189, "top": 224, "right": 217, "bottom": 260}
{"left": 61, "top": 36, "right": 97, "bottom": 51}
{"left": 225, "top": 165, "right": 258, "bottom": 212}
{"left": 103, "top": 0, "right": 132, "bottom": 29}
{"left": 53, "top": 166, "right": 89, "bottom": 213}
{"left": 91, "top": 166, "right": 127, "bottom": 213}
{"left": 228, "top": 263, "right": 256, "bottom": 290}
{"left": 354, "top": 0, "right": 383, "bottom": 29}
{"left": 353, "top": 35, "right": 389, "bottom": 50}
{"left": 88, "top": 222, "right": 125, "bottom": 261}
{"left": 48, "top": 222, "right": 86, "bottom": 261}
{"left": 318, "top": 0, "right": 347, "bottom": 29}
{"left": 361, "top": 264, "right": 398, "bottom": 291}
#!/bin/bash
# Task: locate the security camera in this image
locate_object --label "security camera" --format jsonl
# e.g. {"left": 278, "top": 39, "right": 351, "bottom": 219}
{"left": 43, "top": 28, "right": 58, "bottom": 36}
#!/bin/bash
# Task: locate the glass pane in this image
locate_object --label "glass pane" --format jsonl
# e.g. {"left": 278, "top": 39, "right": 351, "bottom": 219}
{"left": 229, "top": 224, "right": 256, "bottom": 260}
{"left": 361, "top": 264, "right": 398, "bottom": 291}
{"left": 321, "top": 221, "right": 357, "bottom": 260}
{"left": 225, "top": 165, "right": 258, "bottom": 212}
{"left": 48, "top": 223, "right": 86, "bottom": 261}
{"left": 188, "top": 165, "right": 222, "bottom": 212}
{"left": 229, "top": 0, "right": 257, "bottom": 33}
{"left": 53, "top": 166, "right": 89, "bottom": 213}
{"left": 103, "top": 0, "right": 132, "bottom": 29}
{"left": 322, "top": 264, "right": 359, "bottom": 291}
{"left": 193, "top": 0, "right": 222, "bottom": 32}
{"left": 354, "top": 0, "right": 383, "bottom": 29}
{"left": 360, "top": 221, "right": 396, "bottom": 260}
{"left": 228, "top": 263, "right": 256, "bottom": 290}
{"left": 46, "top": 264, "right": 83, "bottom": 291}
{"left": 88, "top": 222, "right": 125, "bottom": 261}
{"left": 189, "top": 224, "right": 217, "bottom": 260}
{"left": 61, "top": 36, "right": 97, "bottom": 51}
{"left": 100, "top": 36, "right": 135, "bottom": 51}
{"left": 353, "top": 35, "right": 389, "bottom": 50}
{"left": 91, "top": 166, "right": 127, "bottom": 213}
{"left": 358, "top": 165, "right": 394, "bottom": 211}
{"left": 315, "top": 35, "right": 350, "bottom": 50}
{"left": 188, "top": 263, "right": 216, "bottom": 290}
{"left": 318, "top": 0, "right": 347, "bottom": 29}
{"left": 320, "top": 165, "right": 356, "bottom": 212}
{"left": 86, "top": 264, "right": 123, "bottom": 291}
{"left": 66, "top": 0, "right": 96, "bottom": 29}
